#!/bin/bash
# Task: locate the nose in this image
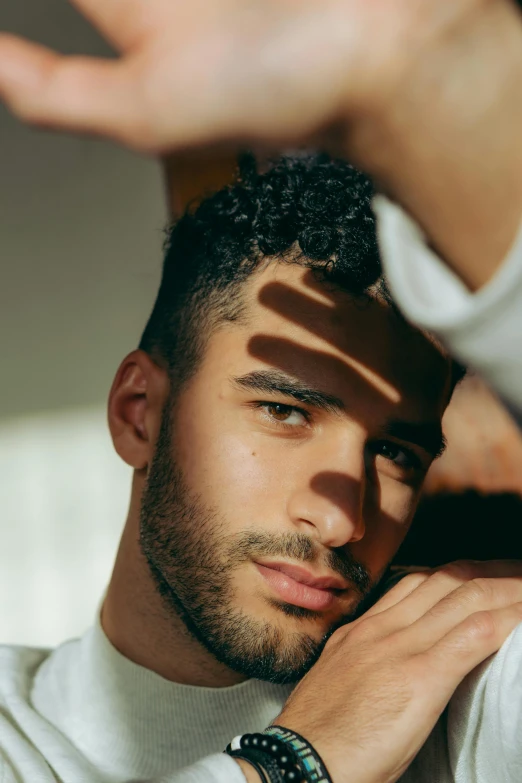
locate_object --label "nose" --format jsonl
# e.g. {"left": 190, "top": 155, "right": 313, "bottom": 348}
{"left": 287, "top": 461, "right": 367, "bottom": 549}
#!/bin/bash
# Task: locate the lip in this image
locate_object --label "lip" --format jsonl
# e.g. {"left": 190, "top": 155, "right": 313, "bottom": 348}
{"left": 254, "top": 561, "right": 348, "bottom": 612}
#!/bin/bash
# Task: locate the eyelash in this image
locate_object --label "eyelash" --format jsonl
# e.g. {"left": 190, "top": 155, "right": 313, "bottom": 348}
{"left": 253, "top": 401, "right": 311, "bottom": 430}
{"left": 251, "top": 402, "right": 426, "bottom": 472}
{"left": 368, "top": 440, "right": 423, "bottom": 472}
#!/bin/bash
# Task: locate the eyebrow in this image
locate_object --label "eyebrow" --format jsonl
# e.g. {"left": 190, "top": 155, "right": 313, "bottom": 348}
{"left": 232, "top": 370, "right": 345, "bottom": 415}
{"left": 232, "top": 370, "right": 446, "bottom": 459}
{"left": 382, "top": 420, "right": 447, "bottom": 460}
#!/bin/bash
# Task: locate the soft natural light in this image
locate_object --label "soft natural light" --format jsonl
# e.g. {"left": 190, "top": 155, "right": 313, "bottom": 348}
{"left": 0, "top": 407, "right": 130, "bottom": 648}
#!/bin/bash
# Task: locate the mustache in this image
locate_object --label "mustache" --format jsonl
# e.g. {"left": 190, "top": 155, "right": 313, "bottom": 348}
{"left": 229, "top": 530, "right": 371, "bottom": 596}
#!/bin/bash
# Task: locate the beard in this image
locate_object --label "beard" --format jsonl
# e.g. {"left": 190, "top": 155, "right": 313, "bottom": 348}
{"left": 139, "top": 402, "right": 376, "bottom": 684}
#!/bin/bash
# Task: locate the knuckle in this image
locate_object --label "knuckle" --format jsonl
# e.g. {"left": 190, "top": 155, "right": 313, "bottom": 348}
{"left": 342, "top": 616, "right": 372, "bottom": 640}
{"left": 463, "top": 577, "right": 494, "bottom": 603}
{"left": 397, "top": 571, "right": 430, "bottom": 590}
{"left": 436, "top": 560, "right": 480, "bottom": 583}
{"left": 425, "top": 569, "right": 458, "bottom": 591}
{"left": 462, "top": 610, "right": 497, "bottom": 642}
{"left": 330, "top": 614, "right": 379, "bottom": 647}
{"left": 326, "top": 624, "right": 351, "bottom": 647}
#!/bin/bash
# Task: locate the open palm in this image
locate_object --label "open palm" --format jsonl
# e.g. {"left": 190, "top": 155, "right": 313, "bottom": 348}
{"left": 0, "top": 0, "right": 488, "bottom": 154}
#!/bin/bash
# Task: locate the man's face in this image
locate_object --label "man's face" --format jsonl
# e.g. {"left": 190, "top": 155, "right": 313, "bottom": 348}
{"left": 140, "top": 263, "right": 451, "bottom": 683}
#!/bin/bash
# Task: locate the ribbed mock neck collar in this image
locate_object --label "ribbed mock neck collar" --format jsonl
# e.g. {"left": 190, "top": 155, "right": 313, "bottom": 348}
{"left": 31, "top": 613, "right": 292, "bottom": 781}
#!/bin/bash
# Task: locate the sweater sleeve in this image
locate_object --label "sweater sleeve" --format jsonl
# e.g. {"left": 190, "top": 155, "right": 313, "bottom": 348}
{"left": 167, "top": 753, "right": 248, "bottom": 783}
{"left": 373, "top": 196, "right": 522, "bottom": 422}
{"left": 447, "top": 624, "right": 522, "bottom": 783}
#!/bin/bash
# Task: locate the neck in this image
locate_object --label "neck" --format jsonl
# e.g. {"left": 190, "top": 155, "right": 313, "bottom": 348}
{"left": 102, "top": 491, "right": 246, "bottom": 688}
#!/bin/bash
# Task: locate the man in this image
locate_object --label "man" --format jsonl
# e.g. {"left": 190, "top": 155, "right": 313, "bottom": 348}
{"left": 2, "top": 152, "right": 522, "bottom": 783}
{"left": 2, "top": 2, "right": 522, "bottom": 782}
{"left": 0, "top": 0, "right": 521, "bottom": 397}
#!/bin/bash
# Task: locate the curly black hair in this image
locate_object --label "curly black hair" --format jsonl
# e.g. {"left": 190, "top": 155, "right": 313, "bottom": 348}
{"left": 139, "top": 152, "right": 463, "bottom": 390}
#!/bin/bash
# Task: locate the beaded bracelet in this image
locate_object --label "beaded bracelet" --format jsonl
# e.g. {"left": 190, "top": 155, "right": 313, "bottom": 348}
{"left": 264, "top": 726, "right": 333, "bottom": 783}
{"left": 225, "top": 732, "right": 303, "bottom": 781}
{"left": 227, "top": 747, "right": 282, "bottom": 783}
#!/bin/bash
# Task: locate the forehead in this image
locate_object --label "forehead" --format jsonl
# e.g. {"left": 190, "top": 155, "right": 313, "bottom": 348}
{"left": 226, "top": 262, "right": 452, "bottom": 419}
{"left": 200, "top": 262, "right": 450, "bottom": 426}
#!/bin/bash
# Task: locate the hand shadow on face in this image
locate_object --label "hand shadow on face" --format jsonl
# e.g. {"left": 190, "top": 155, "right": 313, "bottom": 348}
{"left": 245, "top": 270, "right": 432, "bottom": 581}
{"left": 256, "top": 268, "right": 419, "bottom": 364}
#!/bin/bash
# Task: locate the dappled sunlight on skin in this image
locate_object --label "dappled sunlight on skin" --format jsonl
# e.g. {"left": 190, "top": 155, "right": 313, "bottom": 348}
{"left": 241, "top": 265, "right": 449, "bottom": 596}
{"left": 239, "top": 263, "right": 449, "bottom": 602}
{"left": 308, "top": 470, "right": 413, "bottom": 594}
{"left": 254, "top": 269, "right": 452, "bottom": 412}
{"left": 103, "top": 261, "right": 453, "bottom": 687}
{"left": 257, "top": 279, "right": 401, "bottom": 403}
{"left": 247, "top": 270, "right": 451, "bottom": 430}
{"left": 248, "top": 334, "right": 400, "bottom": 419}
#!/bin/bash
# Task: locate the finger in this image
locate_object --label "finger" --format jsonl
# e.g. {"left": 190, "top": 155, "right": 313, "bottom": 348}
{"left": 68, "top": 0, "right": 154, "bottom": 50}
{"left": 381, "top": 559, "right": 522, "bottom": 618}
{"left": 354, "top": 570, "right": 431, "bottom": 622}
{"left": 353, "top": 561, "right": 522, "bottom": 637}
{"left": 0, "top": 36, "right": 149, "bottom": 148}
{"left": 350, "top": 567, "right": 469, "bottom": 635}
{"left": 425, "top": 602, "right": 522, "bottom": 692}
{"left": 405, "top": 576, "right": 522, "bottom": 651}
{"left": 435, "top": 560, "right": 522, "bottom": 579}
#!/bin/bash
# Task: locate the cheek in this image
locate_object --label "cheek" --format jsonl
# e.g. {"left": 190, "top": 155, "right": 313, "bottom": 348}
{"left": 174, "top": 406, "right": 286, "bottom": 522}
{"left": 212, "top": 432, "right": 284, "bottom": 507}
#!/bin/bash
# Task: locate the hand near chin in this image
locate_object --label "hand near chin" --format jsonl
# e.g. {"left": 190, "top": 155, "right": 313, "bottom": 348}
{"left": 275, "top": 560, "right": 522, "bottom": 783}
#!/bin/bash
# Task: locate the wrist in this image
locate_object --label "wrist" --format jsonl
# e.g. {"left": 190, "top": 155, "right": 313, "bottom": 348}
{"left": 235, "top": 757, "right": 265, "bottom": 783}
{"left": 348, "top": 2, "right": 522, "bottom": 290}
{"left": 226, "top": 728, "right": 333, "bottom": 783}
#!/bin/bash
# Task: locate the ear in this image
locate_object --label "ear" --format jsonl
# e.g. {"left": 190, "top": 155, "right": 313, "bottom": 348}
{"left": 108, "top": 350, "right": 170, "bottom": 470}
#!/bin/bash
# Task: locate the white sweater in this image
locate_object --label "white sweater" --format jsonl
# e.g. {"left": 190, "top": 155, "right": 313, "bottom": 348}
{"left": 0, "top": 612, "right": 292, "bottom": 782}
{"left": 2, "top": 199, "right": 522, "bottom": 782}
{"left": 374, "top": 197, "right": 522, "bottom": 423}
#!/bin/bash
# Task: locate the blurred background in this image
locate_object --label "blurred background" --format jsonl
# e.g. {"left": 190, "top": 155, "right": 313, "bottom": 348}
{"left": 2, "top": 1, "right": 522, "bottom": 650}
{"left": 0, "top": 0, "right": 165, "bottom": 646}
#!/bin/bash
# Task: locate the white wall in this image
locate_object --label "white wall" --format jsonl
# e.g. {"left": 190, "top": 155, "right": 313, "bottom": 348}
{"left": 0, "top": 408, "right": 130, "bottom": 647}
{"left": 0, "top": 2, "right": 167, "bottom": 646}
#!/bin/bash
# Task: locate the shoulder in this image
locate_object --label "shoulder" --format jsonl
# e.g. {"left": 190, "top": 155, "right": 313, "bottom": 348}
{"left": 0, "top": 643, "right": 52, "bottom": 727}
{"left": 0, "top": 644, "right": 70, "bottom": 781}
{"left": 0, "top": 643, "right": 50, "bottom": 699}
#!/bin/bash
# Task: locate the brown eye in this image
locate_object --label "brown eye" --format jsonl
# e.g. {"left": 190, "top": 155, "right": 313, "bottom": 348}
{"left": 267, "top": 403, "right": 293, "bottom": 421}
{"left": 260, "top": 403, "right": 308, "bottom": 427}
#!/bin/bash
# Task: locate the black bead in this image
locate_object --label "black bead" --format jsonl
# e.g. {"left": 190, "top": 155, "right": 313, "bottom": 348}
{"left": 270, "top": 744, "right": 279, "bottom": 755}
{"left": 285, "top": 771, "right": 299, "bottom": 781}
{"left": 260, "top": 738, "right": 269, "bottom": 749}
{"left": 241, "top": 734, "right": 251, "bottom": 748}
{"left": 279, "top": 755, "right": 291, "bottom": 767}
{"left": 251, "top": 736, "right": 260, "bottom": 747}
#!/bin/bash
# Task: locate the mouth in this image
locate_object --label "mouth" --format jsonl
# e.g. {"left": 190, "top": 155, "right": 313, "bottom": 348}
{"left": 254, "top": 561, "right": 348, "bottom": 612}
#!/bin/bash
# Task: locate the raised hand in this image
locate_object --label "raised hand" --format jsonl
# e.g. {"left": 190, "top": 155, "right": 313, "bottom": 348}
{"left": 0, "top": 0, "right": 356, "bottom": 152}
{"left": 0, "top": 0, "right": 518, "bottom": 160}
{"left": 2, "top": 0, "right": 522, "bottom": 288}
{"left": 275, "top": 560, "right": 522, "bottom": 783}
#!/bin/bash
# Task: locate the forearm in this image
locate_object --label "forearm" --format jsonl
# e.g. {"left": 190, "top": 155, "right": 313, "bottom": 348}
{"left": 351, "top": 0, "right": 522, "bottom": 292}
